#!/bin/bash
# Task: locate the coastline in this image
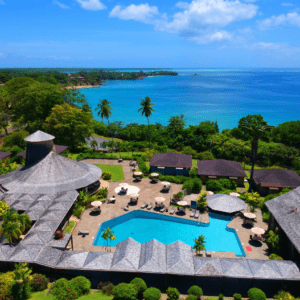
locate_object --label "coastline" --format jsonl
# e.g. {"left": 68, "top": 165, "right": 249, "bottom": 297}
{"left": 65, "top": 84, "right": 102, "bottom": 90}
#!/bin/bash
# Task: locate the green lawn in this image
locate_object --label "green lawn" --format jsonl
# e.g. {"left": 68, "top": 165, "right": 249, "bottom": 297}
{"left": 64, "top": 221, "right": 76, "bottom": 233}
{"left": 192, "top": 159, "right": 197, "bottom": 168}
{"left": 92, "top": 133, "right": 123, "bottom": 143}
{"left": 105, "top": 151, "right": 143, "bottom": 158}
{"left": 30, "top": 290, "right": 112, "bottom": 300}
{"left": 96, "top": 164, "right": 125, "bottom": 181}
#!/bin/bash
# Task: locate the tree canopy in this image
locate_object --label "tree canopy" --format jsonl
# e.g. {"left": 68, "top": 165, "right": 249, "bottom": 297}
{"left": 272, "top": 121, "right": 300, "bottom": 149}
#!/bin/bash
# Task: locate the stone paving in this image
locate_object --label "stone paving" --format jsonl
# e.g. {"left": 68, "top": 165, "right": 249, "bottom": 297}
{"left": 71, "top": 159, "right": 270, "bottom": 260}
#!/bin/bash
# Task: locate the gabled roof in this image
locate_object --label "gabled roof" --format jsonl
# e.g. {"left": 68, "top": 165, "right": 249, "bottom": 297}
{"left": 194, "top": 257, "right": 223, "bottom": 276}
{"left": 166, "top": 240, "right": 194, "bottom": 275}
{"left": 111, "top": 238, "right": 142, "bottom": 271}
{"left": 197, "top": 159, "right": 246, "bottom": 177}
{"left": 0, "top": 152, "right": 11, "bottom": 160}
{"left": 248, "top": 260, "right": 282, "bottom": 279}
{"left": 0, "top": 152, "right": 102, "bottom": 194}
{"left": 139, "top": 239, "right": 167, "bottom": 274}
{"left": 207, "top": 194, "right": 245, "bottom": 213}
{"left": 220, "top": 258, "right": 252, "bottom": 278}
{"left": 0, "top": 244, "right": 17, "bottom": 260}
{"left": 55, "top": 251, "right": 89, "bottom": 269}
{"left": 24, "top": 130, "right": 55, "bottom": 142}
{"left": 17, "top": 145, "right": 68, "bottom": 158}
{"left": 9, "top": 244, "right": 43, "bottom": 262}
{"left": 274, "top": 260, "right": 300, "bottom": 280}
{"left": 250, "top": 169, "right": 300, "bottom": 188}
{"left": 35, "top": 246, "right": 65, "bottom": 268}
{"left": 265, "top": 187, "right": 300, "bottom": 253}
{"left": 150, "top": 152, "right": 192, "bottom": 168}
{"left": 21, "top": 231, "right": 52, "bottom": 245}
{"left": 83, "top": 252, "right": 114, "bottom": 270}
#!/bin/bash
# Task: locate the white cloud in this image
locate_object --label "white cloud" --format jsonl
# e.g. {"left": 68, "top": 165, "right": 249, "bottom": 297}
{"left": 251, "top": 42, "right": 300, "bottom": 56}
{"left": 0, "top": 0, "right": 5, "bottom": 5}
{"left": 258, "top": 12, "right": 300, "bottom": 30}
{"left": 110, "top": 4, "right": 159, "bottom": 21}
{"left": 189, "top": 30, "right": 232, "bottom": 43}
{"left": 75, "top": 0, "right": 106, "bottom": 10}
{"left": 281, "top": 2, "right": 293, "bottom": 6}
{"left": 53, "top": 0, "right": 70, "bottom": 9}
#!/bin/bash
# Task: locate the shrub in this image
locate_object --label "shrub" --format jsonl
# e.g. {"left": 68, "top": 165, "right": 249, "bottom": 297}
{"left": 206, "top": 180, "right": 223, "bottom": 192}
{"left": 72, "top": 204, "right": 84, "bottom": 218}
{"left": 130, "top": 278, "right": 147, "bottom": 300}
{"left": 11, "top": 281, "right": 31, "bottom": 300}
{"left": 137, "top": 157, "right": 150, "bottom": 174}
{"left": 96, "top": 187, "right": 108, "bottom": 199}
{"left": 70, "top": 276, "right": 91, "bottom": 297}
{"left": 269, "top": 253, "right": 283, "bottom": 260}
{"left": 192, "top": 178, "right": 202, "bottom": 193}
{"left": 143, "top": 287, "right": 161, "bottom": 300}
{"left": 102, "top": 172, "right": 112, "bottom": 180}
{"left": 189, "top": 168, "right": 198, "bottom": 178}
{"left": 248, "top": 288, "right": 266, "bottom": 300}
{"left": 51, "top": 278, "right": 79, "bottom": 300}
{"left": 113, "top": 283, "right": 138, "bottom": 300}
{"left": 173, "top": 191, "right": 183, "bottom": 199}
{"left": 188, "top": 286, "right": 203, "bottom": 299}
{"left": 197, "top": 151, "right": 215, "bottom": 160}
{"left": 219, "top": 294, "right": 224, "bottom": 300}
{"left": 186, "top": 296, "right": 198, "bottom": 300}
{"left": 30, "top": 273, "right": 49, "bottom": 292}
{"left": 166, "top": 287, "right": 180, "bottom": 300}
{"left": 233, "top": 293, "right": 242, "bottom": 300}
{"left": 274, "top": 290, "right": 298, "bottom": 300}
{"left": 182, "top": 179, "right": 194, "bottom": 191}
{"left": 218, "top": 178, "right": 237, "bottom": 190}
{"left": 98, "top": 282, "right": 115, "bottom": 296}
{"left": 0, "top": 271, "right": 15, "bottom": 300}
{"left": 0, "top": 201, "right": 9, "bottom": 217}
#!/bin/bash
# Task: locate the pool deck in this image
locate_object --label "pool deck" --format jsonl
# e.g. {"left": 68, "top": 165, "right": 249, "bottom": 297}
{"left": 72, "top": 159, "right": 269, "bottom": 260}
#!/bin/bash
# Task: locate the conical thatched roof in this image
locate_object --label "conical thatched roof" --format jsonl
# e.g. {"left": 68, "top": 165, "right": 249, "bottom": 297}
{"left": 207, "top": 194, "right": 245, "bottom": 213}
{"left": 24, "top": 130, "right": 55, "bottom": 142}
{"left": 0, "top": 152, "right": 102, "bottom": 194}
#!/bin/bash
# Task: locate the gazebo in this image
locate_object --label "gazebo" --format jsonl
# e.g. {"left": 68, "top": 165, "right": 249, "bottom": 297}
{"left": 206, "top": 194, "right": 245, "bottom": 214}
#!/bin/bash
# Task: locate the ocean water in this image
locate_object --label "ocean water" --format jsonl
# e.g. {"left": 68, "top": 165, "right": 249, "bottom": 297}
{"left": 80, "top": 68, "right": 300, "bottom": 131}
{"left": 93, "top": 210, "right": 245, "bottom": 256}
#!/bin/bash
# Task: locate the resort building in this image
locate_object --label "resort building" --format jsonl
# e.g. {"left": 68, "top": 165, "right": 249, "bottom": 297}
{"left": 197, "top": 159, "right": 246, "bottom": 186}
{"left": 85, "top": 136, "right": 110, "bottom": 152}
{"left": 250, "top": 169, "right": 300, "bottom": 196}
{"left": 0, "top": 151, "right": 12, "bottom": 162}
{"left": 149, "top": 152, "right": 192, "bottom": 176}
{"left": 265, "top": 186, "right": 300, "bottom": 260}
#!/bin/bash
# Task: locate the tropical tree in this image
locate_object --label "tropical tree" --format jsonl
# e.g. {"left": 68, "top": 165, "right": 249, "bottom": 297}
{"left": 241, "top": 116, "right": 274, "bottom": 192}
{"left": 2, "top": 209, "right": 19, "bottom": 225}
{"left": 138, "top": 96, "right": 155, "bottom": 148}
{"left": 95, "top": 99, "right": 112, "bottom": 140}
{"left": 197, "top": 194, "right": 208, "bottom": 212}
{"left": 90, "top": 140, "right": 98, "bottom": 150}
{"left": 193, "top": 235, "right": 206, "bottom": 256}
{"left": 101, "top": 227, "right": 115, "bottom": 251}
{"left": 244, "top": 192, "right": 262, "bottom": 212}
{"left": 11, "top": 263, "right": 33, "bottom": 300}
{"left": 108, "top": 140, "right": 115, "bottom": 153}
{"left": 17, "top": 214, "right": 32, "bottom": 233}
{"left": 101, "top": 141, "right": 108, "bottom": 152}
{"left": 101, "top": 228, "right": 109, "bottom": 251}
{"left": 0, "top": 222, "right": 22, "bottom": 244}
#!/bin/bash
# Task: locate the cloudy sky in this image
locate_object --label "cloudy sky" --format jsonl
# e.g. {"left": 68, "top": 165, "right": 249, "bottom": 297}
{"left": 1, "top": 0, "right": 300, "bottom": 67}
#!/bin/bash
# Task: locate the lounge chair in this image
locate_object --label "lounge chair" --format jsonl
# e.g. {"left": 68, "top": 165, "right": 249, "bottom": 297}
{"left": 78, "top": 230, "right": 89, "bottom": 236}
{"left": 151, "top": 178, "right": 158, "bottom": 183}
{"left": 135, "top": 177, "right": 142, "bottom": 181}
{"left": 160, "top": 205, "right": 166, "bottom": 213}
{"left": 169, "top": 207, "right": 175, "bottom": 214}
{"left": 206, "top": 251, "right": 212, "bottom": 257}
{"left": 190, "top": 209, "right": 195, "bottom": 217}
{"left": 141, "top": 202, "right": 147, "bottom": 209}
{"left": 199, "top": 251, "right": 205, "bottom": 257}
{"left": 194, "top": 210, "right": 200, "bottom": 219}
{"left": 147, "top": 202, "right": 153, "bottom": 210}
{"left": 123, "top": 205, "right": 129, "bottom": 211}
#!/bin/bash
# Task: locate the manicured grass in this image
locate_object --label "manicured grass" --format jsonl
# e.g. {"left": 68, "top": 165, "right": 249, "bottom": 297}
{"left": 29, "top": 290, "right": 55, "bottom": 300}
{"left": 92, "top": 134, "right": 123, "bottom": 143}
{"left": 96, "top": 164, "right": 125, "bottom": 181}
{"left": 105, "top": 151, "right": 143, "bottom": 158}
{"left": 64, "top": 221, "right": 76, "bottom": 233}
{"left": 30, "top": 290, "right": 112, "bottom": 300}
{"left": 192, "top": 159, "right": 198, "bottom": 168}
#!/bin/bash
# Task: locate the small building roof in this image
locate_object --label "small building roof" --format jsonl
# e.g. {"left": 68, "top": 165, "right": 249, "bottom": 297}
{"left": 150, "top": 152, "right": 193, "bottom": 168}
{"left": 207, "top": 194, "right": 245, "bottom": 214}
{"left": 250, "top": 169, "right": 300, "bottom": 188}
{"left": 166, "top": 240, "right": 194, "bottom": 275}
{"left": 17, "top": 145, "right": 68, "bottom": 158}
{"left": 194, "top": 257, "right": 223, "bottom": 276}
{"left": 24, "top": 130, "right": 55, "bottom": 142}
{"left": 0, "top": 152, "right": 11, "bottom": 160}
{"left": 197, "top": 159, "right": 246, "bottom": 177}
{"left": 265, "top": 187, "right": 300, "bottom": 253}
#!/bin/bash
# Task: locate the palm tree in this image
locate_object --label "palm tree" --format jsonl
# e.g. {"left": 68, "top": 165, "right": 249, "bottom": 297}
{"left": 0, "top": 222, "right": 22, "bottom": 244}
{"left": 95, "top": 99, "right": 113, "bottom": 141}
{"left": 2, "top": 209, "right": 18, "bottom": 225}
{"left": 192, "top": 235, "right": 206, "bottom": 256}
{"left": 90, "top": 140, "right": 98, "bottom": 151}
{"left": 17, "top": 214, "right": 32, "bottom": 233}
{"left": 241, "top": 120, "right": 274, "bottom": 192}
{"left": 138, "top": 97, "right": 155, "bottom": 148}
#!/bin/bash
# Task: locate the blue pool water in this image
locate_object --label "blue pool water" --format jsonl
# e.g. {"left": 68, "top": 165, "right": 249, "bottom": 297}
{"left": 93, "top": 210, "right": 245, "bottom": 257}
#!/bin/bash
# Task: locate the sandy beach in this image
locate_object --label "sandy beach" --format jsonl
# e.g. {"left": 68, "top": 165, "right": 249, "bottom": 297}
{"left": 65, "top": 84, "right": 101, "bottom": 90}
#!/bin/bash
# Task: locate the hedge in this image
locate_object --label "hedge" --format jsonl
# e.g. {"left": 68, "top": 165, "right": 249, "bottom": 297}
{"left": 248, "top": 288, "right": 266, "bottom": 300}
{"left": 113, "top": 283, "right": 138, "bottom": 300}
{"left": 143, "top": 287, "right": 161, "bottom": 300}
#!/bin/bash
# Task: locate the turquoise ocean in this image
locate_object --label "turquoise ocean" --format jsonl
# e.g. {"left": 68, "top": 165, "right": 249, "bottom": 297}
{"left": 80, "top": 69, "right": 300, "bottom": 131}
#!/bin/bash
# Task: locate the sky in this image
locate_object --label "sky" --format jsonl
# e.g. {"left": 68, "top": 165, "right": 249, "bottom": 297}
{"left": 1, "top": 0, "right": 300, "bottom": 68}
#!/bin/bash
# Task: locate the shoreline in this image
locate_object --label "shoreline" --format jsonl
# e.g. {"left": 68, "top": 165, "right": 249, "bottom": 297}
{"left": 65, "top": 84, "right": 102, "bottom": 90}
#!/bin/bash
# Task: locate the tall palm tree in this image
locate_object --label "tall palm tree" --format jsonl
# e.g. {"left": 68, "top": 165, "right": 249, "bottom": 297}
{"left": 95, "top": 99, "right": 113, "bottom": 141}
{"left": 2, "top": 209, "right": 18, "bottom": 225}
{"left": 0, "top": 222, "right": 22, "bottom": 244}
{"left": 17, "top": 214, "right": 32, "bottom": 233}
{"left": 138, "top": 97, "right": 155, "bottom": 148}
{"left": 241, "top": 120, "right": 274, "bottom": 192}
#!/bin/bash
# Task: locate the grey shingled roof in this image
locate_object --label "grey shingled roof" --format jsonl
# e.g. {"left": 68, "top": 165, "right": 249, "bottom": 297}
{"left": 0, "top": 244, "right": 17, "bottom": 260}
{"left": 274, "top": 260, "right": 300, "bottom": 280}
{"left": 24, "top": 209, "right": 44, "bottom": 221}
{"left": 194, "top": 257, "right": 223, "bottom": 276}
{"left": 150, "top": 152, "right": 193, "bottom": 168}
{"left": 0, "top": 152, "right": 12, "bottom": 160}
{"left": 111, "top": 238, "right": 142, "bottom": 271}
{"left": 207, "top": 194, "right": 245, "bottom": 213}
{"left": 85, "top": 136, "right": 110, "bottom": 152}
{"left": 138, "top": 239, "right": 167, "bottom": 274}
{"left": 0, "top": 152, "right": 102, "bottom": 194}
{"left": 248, "top": 260, "right": 282, "bottom": 279}
{"left": 265, "top": 187, "right": 300, "bottom": 253}
{"left": 35, "top": 246, "right": 65, "bottom": 268}
{"left": 55, "top": 251, "right": 89, "bottom": 269}
{"left": 82, "top": 252, "right": 114, "bottom": 270}
{"left": 10, "top": 200, "right": 35, "bottom": 211}
{"left": 166, "top": 240, "right": 194, "bottom": 275}
{"left": 47, "top": 233, "right": 72, "bottom": 249}
{"left": 197, "top": 159, "right": 246, "bottom": 177}
{"left": 220, "top": 258, "right": 252, "bottom": 278}
{"left": 9, "top": 244, "right": 43, "bottom": 262}
{"left": 251, "top": 169, "right": 300, "bottom": 188}
{"left": 21, "top": 231, "right": 52, "bottom": 245}
{"left": 24, "top": 130, "right": 55, "bottom": 142}
{"left": 17, "top": 145, "right": 68, "bottom": 158}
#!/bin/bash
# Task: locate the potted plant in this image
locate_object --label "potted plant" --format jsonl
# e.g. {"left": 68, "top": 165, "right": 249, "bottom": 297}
{"left": 54, "top": 230, "right": 64, "bottom": 240}
{"left": 172, "top": 191, "right": 183, "bottom": 201}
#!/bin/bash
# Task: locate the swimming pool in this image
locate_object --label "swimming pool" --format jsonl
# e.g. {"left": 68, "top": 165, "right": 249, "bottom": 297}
{"left": 93, "top": 210, "right": 245, "bottom": 257}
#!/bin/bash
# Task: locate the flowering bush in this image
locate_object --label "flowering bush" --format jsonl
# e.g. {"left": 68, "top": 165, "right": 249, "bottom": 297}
{"left": 69, "top": 276, "right": 91, "bottom": 297}
{"left": 98, "top": 281, "right": 115, "bottom": 295}
{"left": 0, "top": 271, "right": 15, "bottom": 300}
{"left": 30, "top": 273, "right": 49, "bottom": 292}
{"left": 0, "top": 201, "right": 9, "bottom": 217}
{"left": 51, "top": 278, "right": 78, "bottom": 300}
{"left": 102, "top": 172, "right": 112, "bottom": 180}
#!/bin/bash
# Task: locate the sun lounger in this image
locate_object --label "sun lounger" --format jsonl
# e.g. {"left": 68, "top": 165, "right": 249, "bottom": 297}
{"left": 169, "top": 207, "right": 175, "bottom": 214}
{"left": 123, "top": 205, "right": 129, "bottom": 211}
{"left": 151, "top": 178, "right": 158, "bottom": 183}
{"left": 160, "top": 206, "right": 166, "bottom": 213}
{"left": 190, "top": 209, "right": 195, "bottom": 217}
{"left": 194, "top": 210, "right": 200, "bottom": 219}
{"left": 78, "top": 230, "right": 89, "bottom": 236}
{"left": 135, "top": 177, "right": 142, "bottom": 181}
{"left": 141, "top": 202, "right": 147, "bottom": 209}
{"left": 206, "top": 251, "right": 212, "bottom": 257}
{"left": 147, "top": 202, "right": 153, "bottom": 210}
